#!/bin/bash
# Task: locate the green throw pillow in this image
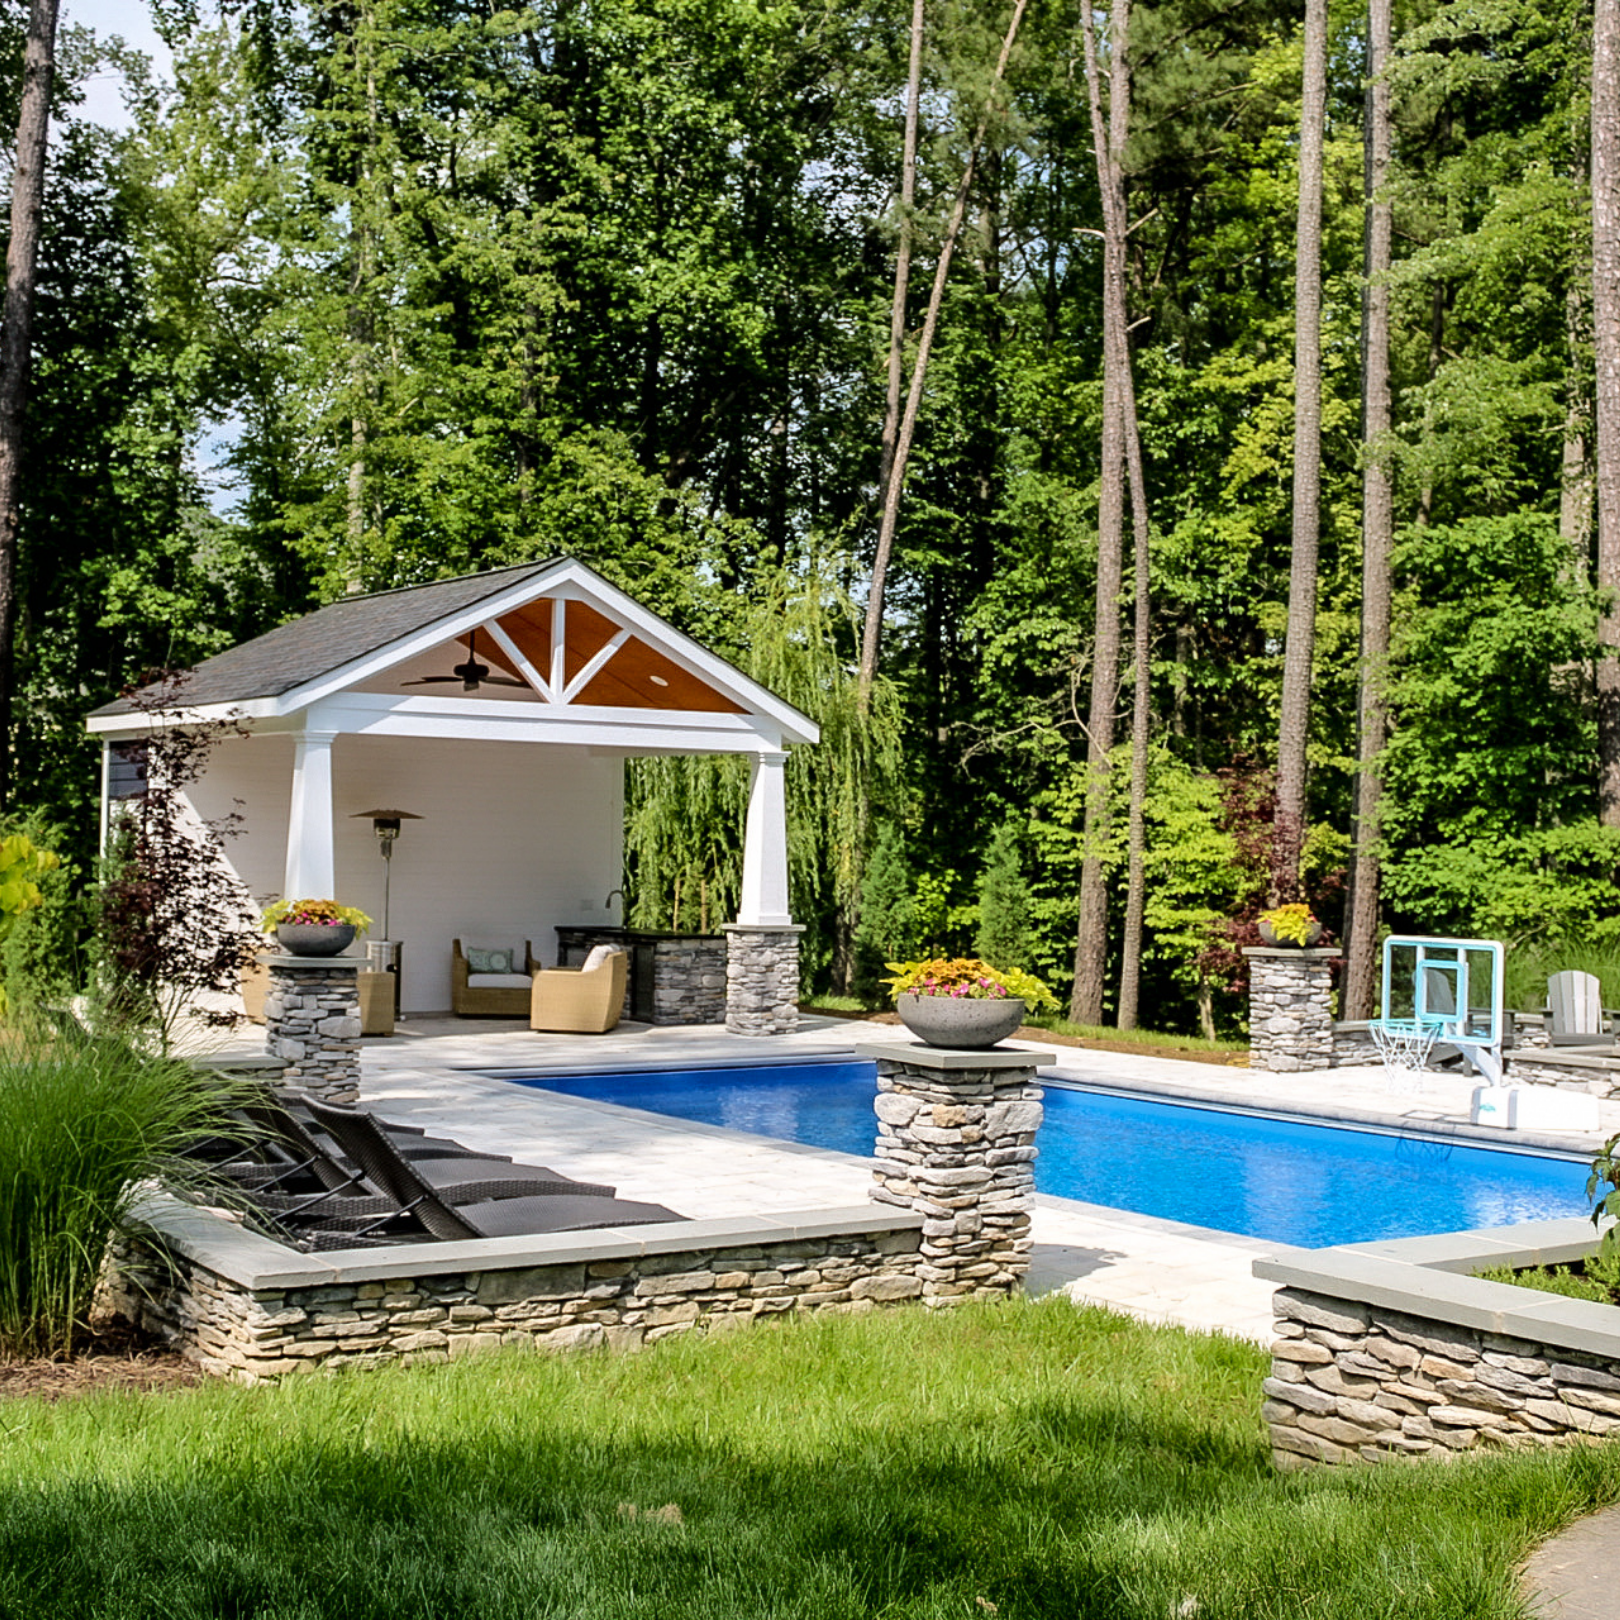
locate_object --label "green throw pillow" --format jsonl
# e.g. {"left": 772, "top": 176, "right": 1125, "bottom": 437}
{"left": 466, "top": 947, "right": 514, "bottom": 974}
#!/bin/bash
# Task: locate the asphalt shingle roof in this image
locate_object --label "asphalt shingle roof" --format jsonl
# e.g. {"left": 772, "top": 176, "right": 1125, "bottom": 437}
{"left": 89, "top": 562, "right": 559, "bottom": 718}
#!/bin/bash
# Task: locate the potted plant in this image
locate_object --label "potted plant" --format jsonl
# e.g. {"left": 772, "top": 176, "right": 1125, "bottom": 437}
{"left": 262, "top": 898, "right": 372, "bottom": 958}
{"left": 881, "top": 957, "right": 1059, "bottom": 1049}
{"left": 1257, "top": 903, "right": 1324, "bottom": 949}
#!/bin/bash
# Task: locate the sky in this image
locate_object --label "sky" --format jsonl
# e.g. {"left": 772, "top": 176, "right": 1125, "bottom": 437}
{"left": 60, "top": 0, "right": 173, "bottom": 133}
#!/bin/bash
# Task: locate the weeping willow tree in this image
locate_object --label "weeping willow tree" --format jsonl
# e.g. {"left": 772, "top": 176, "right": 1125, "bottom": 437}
{"left": 624, "top": 565, "right": 904, "bottom": 991}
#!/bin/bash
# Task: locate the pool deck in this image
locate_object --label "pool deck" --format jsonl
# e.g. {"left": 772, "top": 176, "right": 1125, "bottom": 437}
{"left": 243, "top": 1013, "right": 1617, "bottom": 1348}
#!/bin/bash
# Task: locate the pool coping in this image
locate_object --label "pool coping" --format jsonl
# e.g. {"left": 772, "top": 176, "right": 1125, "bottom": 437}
{"left": 1254, "top": 1217, "right": 1620, "bottom": 1359}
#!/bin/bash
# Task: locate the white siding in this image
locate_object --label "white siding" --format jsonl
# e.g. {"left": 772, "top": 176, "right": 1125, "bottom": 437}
{"left": 187, "top": 733, "right": 624, "bottom": 1012}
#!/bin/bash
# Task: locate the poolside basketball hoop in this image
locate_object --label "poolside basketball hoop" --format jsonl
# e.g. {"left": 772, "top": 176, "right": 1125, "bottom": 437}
{"left": 1373, "top": 935, "right": 1505, "bottom": 1091}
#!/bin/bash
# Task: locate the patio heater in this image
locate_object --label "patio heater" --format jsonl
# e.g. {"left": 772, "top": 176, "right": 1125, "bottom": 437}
{"left": 352, "top": 808, "right": 421, "bottom": 1015}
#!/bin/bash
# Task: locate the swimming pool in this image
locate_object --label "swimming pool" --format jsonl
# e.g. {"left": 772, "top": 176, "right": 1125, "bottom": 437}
{"left": 506, "top": 1058, "right": 1596, "bottom": 1248}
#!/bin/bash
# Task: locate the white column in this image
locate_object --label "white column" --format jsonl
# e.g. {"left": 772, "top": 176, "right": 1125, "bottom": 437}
{"left": 284, "top": 731, "right": 338, "bottom": 899}
{"left": 97, "top": 740, "right": 112, "bottom": 856}
{"left": 737, "top": 749, "right": 793, "bottom": 925}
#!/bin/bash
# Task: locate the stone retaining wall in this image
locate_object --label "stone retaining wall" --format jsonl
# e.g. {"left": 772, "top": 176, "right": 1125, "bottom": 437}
{"left": 109, "top": 1208, "right": 928, "bottom": 1383}
{"left": 1265, "top": 1285, "right": 1620, "bottom": 1468}
{"left": 1255, "top": 1221, "right": 1620, "bottom": 1470}
{"left": 1504, "top": 1056, "right": 1620, "bottom": 1098}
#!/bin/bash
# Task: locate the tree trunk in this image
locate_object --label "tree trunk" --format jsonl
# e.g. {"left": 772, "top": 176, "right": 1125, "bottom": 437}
{"left": 1598, "top": 0, "right": 1620, "bottom": 822}
{"left": 345, "top": 9, "right": 379, "bottom": 594}
{"left": 858, "top": 0, "right": 925, "bottom": 705}
{"left": 1272, "top": 0, "right": 1328, "bottom": 898}
{"left": 1563, "top": 266, "right": 1593, "bottom": 554}
{"left": 1070, "top": 0, "right": 1132, "bottom": 1026}
{"left": 857, "top": 0, "right": 1029, "bottom": 701}
{"left": 1078, "top": 0, "right": 1154, "bottom": 1032}
{"left": 1117, "top": 398, "right": 1152, "bottom": 1030}
{"left": 0, "top": 0, "right": 61, "bottom": 807}
{"left": 1343, "top": 0, "right": 1393, "bottom": 1022}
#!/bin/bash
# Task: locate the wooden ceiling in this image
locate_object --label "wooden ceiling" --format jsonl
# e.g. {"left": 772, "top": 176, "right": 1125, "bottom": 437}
{"left": 451, "top": 597, "right": 746, "bottom": 713}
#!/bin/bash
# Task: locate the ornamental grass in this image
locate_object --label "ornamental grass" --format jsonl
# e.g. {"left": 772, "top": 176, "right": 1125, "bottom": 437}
{"left": 0, "top": 1022, "right": 254, "bottom": 1359}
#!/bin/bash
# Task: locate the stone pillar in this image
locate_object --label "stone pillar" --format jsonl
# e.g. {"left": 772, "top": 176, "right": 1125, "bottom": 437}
{"left": 859, "top": 1039, "right": 1055, "bottom": 1303}
{"left": 263, "top": 956, "right": 363, "bottom": 1103}
{"left": 1243, "top": 946, "right": 1336, "bottom": 1072}
{"left": 723, "top": 924, "right": 803, "bottom": 1034}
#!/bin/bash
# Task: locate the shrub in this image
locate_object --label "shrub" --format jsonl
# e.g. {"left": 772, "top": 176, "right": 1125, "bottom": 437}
{"left": 0, "top": 1024, "right": 254, "bottom": 1359}
{"left": 1505, "top": 935, "right": 1620, "bottom": 1012}
{"left": 96, "top": 673, "right": 262, "bottom": 1052}
{"left": 0, "top": 827, "right": 61, "bottom": 1016}
{"left": 852, "top": 823, "right": 916, "bottom": 1005}
{"left": 974, "top": 823, "right": 1035, "bottom": 971}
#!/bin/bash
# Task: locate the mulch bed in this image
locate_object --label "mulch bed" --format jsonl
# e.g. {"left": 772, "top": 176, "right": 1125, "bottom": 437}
{"left": 0, "top": 1322, "right": 205, "bottom": 1402}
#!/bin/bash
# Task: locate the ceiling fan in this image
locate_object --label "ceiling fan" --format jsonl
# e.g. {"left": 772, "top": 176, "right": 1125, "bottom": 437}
{"left": 405, "top": 628, "right": 528, "bottom": 693}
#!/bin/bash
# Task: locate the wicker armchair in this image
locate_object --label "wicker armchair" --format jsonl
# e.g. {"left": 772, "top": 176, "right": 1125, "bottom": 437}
{"left": 530, "top": 949, "right": 628, "bottom": 1034}
{"left": 451, "top": 939, "right": 539, "bottom": 1016}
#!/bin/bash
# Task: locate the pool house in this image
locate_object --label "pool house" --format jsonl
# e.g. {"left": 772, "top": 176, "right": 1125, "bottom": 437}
{"left": 84, "top": 558, "right": 819, "bottom": 1029}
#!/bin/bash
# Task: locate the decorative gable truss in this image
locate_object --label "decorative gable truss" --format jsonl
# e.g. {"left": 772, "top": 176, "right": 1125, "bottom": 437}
{"left": 88, "top": 560, "right": 817, "bottom": 757}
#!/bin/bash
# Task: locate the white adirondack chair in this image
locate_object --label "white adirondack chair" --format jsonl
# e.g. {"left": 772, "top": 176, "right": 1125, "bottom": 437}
{"left": 1546, "top": 971, "right": 1611, "bottom": 1046}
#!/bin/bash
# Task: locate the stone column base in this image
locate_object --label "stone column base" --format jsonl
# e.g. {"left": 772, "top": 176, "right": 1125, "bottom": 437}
{"left": 1243, "top": 946, "right": 1337, "bottom": 1072}
{"left": 857, "top": 1039, "right": 1055, "bottom": 1303}
{"left": 723, "top": 924, "right": 803, "bottom": 1034}
{"left": 263, "top": 955, "right": 363, "bottom": 1103}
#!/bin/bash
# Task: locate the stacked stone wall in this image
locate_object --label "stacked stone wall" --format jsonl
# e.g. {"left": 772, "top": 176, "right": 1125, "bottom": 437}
{"left": 1329, "top": 1026, "right": 1379, "bottom": 1067}
{"left": 868, "top": 1054, "right": 1042, "bottom": 1301}
{"left": 724, "top": 925, "right": 802, "bottom": 1035}
{"left": 112, "top": 1228, "right": 925, "bottom": 1384}
{"left": 1502, "top": 1057, "right": 1620, "bottom": 1098}
{"left": 1244, "top": 948, "right": 1336, "bottom": 1073}
{"left": 1264, "top": 1286, "right": 1620, "bottom": 1469}
{"left": 263, "top": 960, "right": 361, "bottom": 1103}
{"left": 650, "top": 939, "right": 727, "bottom": 1025}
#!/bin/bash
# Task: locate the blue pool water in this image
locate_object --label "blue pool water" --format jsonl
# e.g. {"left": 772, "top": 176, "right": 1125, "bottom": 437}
{"left": 509, "top": 1059, "right": 1597, "bottom": 1247}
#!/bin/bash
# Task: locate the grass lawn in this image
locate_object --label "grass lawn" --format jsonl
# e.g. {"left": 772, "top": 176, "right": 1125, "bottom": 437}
{"left": 1, "top": 1299, "right": 1616, "bottom": 1618}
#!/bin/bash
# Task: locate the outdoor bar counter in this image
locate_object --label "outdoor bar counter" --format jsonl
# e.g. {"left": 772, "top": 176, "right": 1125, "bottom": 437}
{"left": 555, "top": 927, "right": 727, "bottom": 1025}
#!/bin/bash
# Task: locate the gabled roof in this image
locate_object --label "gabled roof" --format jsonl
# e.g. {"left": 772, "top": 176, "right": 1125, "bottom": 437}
{"left": 87, "top": 558, "right": 818, "bottom": 747}
{"left": 90, "top": 562, "right": 558, "bottom": 717}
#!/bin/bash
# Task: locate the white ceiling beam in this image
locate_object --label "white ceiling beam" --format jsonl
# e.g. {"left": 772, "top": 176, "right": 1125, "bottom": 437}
{"left": 304, "top": 690, "right": 780, "bottom": 753}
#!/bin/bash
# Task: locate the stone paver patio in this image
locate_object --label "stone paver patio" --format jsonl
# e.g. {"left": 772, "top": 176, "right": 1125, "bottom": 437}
{"left": 224, "top": 1012, "right": 1611, "bottom": 1347}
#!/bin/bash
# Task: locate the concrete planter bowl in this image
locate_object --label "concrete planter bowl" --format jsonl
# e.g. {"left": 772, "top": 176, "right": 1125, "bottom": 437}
{"left": 275, "top": 923, "right": 357, "bottom": 957}
{"left": 896, "top": 993, "right": 1026, "bottom": 1050}
{"left": 1257, "top": 918, "right": 1325, "bottom": 948}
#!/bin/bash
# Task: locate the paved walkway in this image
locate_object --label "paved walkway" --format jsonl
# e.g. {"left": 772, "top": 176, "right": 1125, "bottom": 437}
{"left": 1522, "top": 1503, "right": 1620, "bottom": 1619}
{"left": 306, "top": 1014, "right": 1620, "bottom": 1346}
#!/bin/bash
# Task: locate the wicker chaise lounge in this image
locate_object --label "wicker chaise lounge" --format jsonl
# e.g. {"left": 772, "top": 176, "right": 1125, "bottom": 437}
{"left": 451, "top": 938, "right": 539, "bottom": 1016}
{"left": 530, "top": 948, "right": 628, "bottom": 1033}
